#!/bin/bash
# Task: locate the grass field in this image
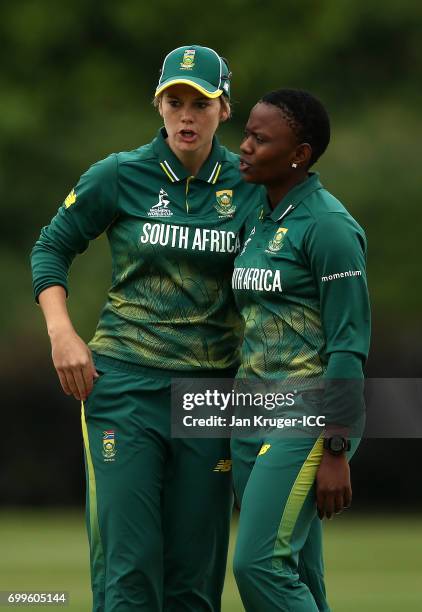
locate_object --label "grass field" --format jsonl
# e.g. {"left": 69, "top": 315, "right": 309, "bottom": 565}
{"left": 0, "top": 511, "right": 421, "bottom": 611}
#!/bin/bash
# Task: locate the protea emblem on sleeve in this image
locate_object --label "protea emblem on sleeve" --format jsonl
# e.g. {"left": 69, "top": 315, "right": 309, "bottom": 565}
{"left": 268, "top": 227, "right": 288, "bottom": 252}
{"left": 215, "top": 190, "right": 235, "bottom": 217}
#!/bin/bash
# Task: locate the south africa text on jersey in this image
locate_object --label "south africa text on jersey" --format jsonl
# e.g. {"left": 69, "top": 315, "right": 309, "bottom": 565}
{"left": 140, "top": 222, "right": 241, "bottom": 253}
{"left": 232, "top": 267, "right": 282, "bottom": 292}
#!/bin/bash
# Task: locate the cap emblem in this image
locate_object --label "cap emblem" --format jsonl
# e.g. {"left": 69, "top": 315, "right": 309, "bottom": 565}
{"left": 180, "top": 49, "right": 196, "bottom": 70}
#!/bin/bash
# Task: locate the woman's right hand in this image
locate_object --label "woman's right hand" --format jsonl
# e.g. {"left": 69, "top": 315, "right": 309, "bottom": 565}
{"left": 50, "top": 329, "right": 99, "bottom": 401}
{"left": 38, "top": 286, "right": 99, "bottom": 402}
{"left": 315, "top": 450, "right": 352, "bottom": 519}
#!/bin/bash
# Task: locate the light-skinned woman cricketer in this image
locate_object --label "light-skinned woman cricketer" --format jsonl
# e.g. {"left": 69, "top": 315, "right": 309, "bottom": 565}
{"left": 231, "top": 89, "right": 370, "bottom": 611}
{"left": 31, "top": 45, "right": 263, "bottom": 612}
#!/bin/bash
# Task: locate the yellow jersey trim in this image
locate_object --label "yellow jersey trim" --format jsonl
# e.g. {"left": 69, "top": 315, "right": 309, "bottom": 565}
{"left": 160, "top": 162, "right": 176, "bottom": 183}
{"left": 212, "top": 163, "right": 222, "bottom": 184}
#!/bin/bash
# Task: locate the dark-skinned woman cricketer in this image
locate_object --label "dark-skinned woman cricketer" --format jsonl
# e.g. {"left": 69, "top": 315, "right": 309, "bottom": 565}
{"left": 231, "top": 89, "right": 370, "bottom": 611}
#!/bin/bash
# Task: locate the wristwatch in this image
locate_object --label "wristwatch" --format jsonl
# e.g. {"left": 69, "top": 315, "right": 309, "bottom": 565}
{"left": 323, "top": 435, "right": 351, "bottom": 455}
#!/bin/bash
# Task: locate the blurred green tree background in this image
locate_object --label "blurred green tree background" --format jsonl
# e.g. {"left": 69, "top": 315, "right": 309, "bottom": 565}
{"left": 1, "top": 0, "right": 421, "bottom": 504}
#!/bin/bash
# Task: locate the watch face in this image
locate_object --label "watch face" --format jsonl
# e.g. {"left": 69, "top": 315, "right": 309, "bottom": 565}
{"left": 330, "top": 436, "right": 344, "bottom": 452}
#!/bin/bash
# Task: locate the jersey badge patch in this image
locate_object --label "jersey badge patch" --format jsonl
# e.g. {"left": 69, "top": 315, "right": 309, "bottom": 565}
{"left": 180, "top": 49, "right": 196, "bottom": 70}
{"left": 215, "top": 190, "right": 235, "bottom": 217}
{"left": 267, "top": 227, "right": 288, "bottom": 253}
{"left": 148, "top": 189, "right": 173, "bottom": 217}
{"left": 102, "top": 430, "right": 116, "bottom": 461}
{"left": 64, "top": 189, "right": 77, "bottom": 208}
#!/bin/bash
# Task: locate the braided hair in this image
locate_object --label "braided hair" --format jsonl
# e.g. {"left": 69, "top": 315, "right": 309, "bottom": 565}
{"left": 260, "top": 89, "right": 330, "bottom": 167}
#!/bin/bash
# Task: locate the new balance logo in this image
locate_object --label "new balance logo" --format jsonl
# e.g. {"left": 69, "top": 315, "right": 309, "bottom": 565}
{"left": 213, "top": 459, "right": 232, "bottom": 472}
{"left": 258, "top": 444, "right": 271, "bottom": 456}
{"left": 148, "top": 189, "right": 173, "bottom": 217}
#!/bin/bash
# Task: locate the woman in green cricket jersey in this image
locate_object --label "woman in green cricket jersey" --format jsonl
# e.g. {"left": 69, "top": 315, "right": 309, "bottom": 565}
{"left": 31, "top": 45, "right": 263, "bottom": 612}
{"left": 231, "top": 89, "right": 370, "bottom": 611}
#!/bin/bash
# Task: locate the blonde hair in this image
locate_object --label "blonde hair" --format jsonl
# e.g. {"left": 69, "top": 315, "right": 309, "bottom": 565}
{"left": 219, "top": 95, "right": 232, "bottom": 119}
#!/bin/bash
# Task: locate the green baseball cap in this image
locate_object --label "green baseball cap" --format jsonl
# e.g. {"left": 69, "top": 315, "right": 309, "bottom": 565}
{"left": 155, "top": 45, "right": 231, "bottom": 99}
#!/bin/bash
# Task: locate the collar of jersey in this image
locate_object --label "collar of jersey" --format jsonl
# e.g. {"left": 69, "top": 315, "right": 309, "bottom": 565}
{"left": 153, "top": 127, "right": 224, "bottom": 184}
{"left": 268, "top": 172, "right": 323, "bottom": 222}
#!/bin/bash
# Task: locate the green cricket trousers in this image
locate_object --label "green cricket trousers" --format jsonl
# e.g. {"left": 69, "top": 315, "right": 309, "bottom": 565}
{"left": 81, "top": 354, "right": 233, "bottom": 612}
{"left": 232, "top": 436, "right": 359, "bottom": 612}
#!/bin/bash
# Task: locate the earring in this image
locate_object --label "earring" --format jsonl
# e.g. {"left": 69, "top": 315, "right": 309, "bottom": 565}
{"left": 292, "top": 162, "right": 298, "bottom": 168}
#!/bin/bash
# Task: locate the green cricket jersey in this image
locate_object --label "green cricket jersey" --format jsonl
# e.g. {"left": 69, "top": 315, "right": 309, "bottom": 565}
{"left": 31, "top": 128, "right": 263, "bottom": 371}
{"left": 232, "top": 172, "right": 371, "bottom": 385}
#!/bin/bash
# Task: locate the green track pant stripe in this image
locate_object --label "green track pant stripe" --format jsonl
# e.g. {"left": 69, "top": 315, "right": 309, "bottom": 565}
{"left": 81, "top": 403, "right": 105, "bottom": 584}
{"left": 273, "top": 435, "right": 324, "bottom": 569}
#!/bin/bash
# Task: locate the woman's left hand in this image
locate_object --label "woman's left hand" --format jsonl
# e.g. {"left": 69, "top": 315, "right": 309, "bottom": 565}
{"left": 315, "top": 451, "right": 352, "bottom": 519}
